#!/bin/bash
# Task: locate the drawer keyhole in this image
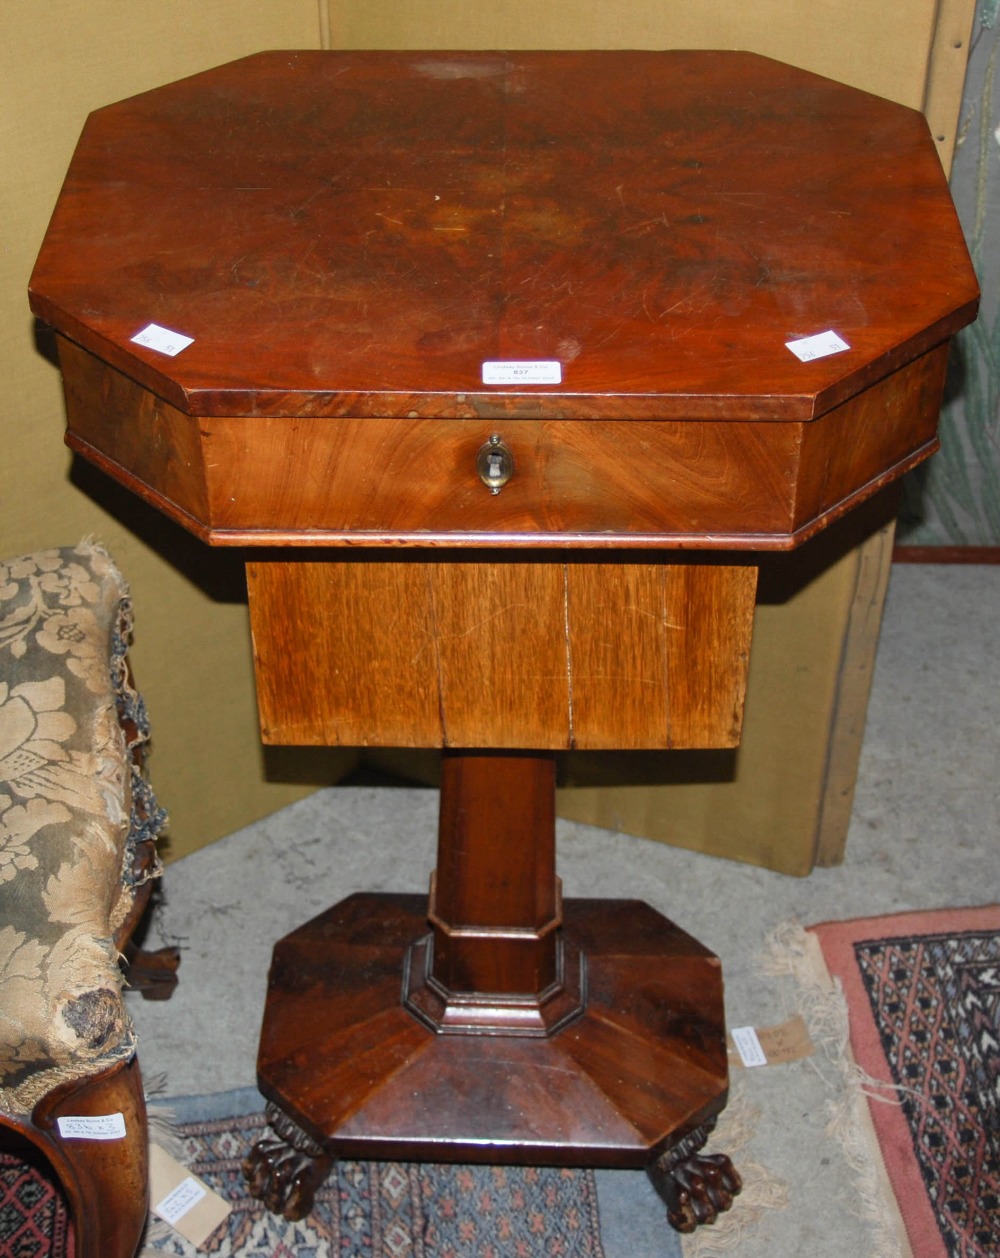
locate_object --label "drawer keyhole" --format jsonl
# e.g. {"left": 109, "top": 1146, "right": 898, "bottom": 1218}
{"left": 476, "top": 434, "right": 514, "bottom": 494}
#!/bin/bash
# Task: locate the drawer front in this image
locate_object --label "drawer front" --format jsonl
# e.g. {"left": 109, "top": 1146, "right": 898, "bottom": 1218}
{"left": 59, "top": 337, "right": 943, "bottom": 548}
{"left": 247, "top": 557, "right": 757, "bottom": 751}
{"left": 206, "top": 413, "right": 799, "bottom": 542}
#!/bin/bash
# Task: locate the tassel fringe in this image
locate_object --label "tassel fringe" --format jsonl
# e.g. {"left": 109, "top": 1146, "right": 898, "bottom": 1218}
{"left": 680, "top": 1084, "right": 789, "bottom": 1257}
{"left": 760, "top": 920, "right": 910, "bottom": 1258}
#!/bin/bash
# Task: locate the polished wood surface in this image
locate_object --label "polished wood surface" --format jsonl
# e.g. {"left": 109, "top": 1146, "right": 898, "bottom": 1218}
{"left": 407, "top": 751, "right": 583, "bottom": 1034}
{"left": 56, "top": 337, "right": 947, "bottom": 549}
{"left": 245, "top": 556, "right": 756, "bottom": 748}
{"left": 31, "top": 1059, "right": 149, "bottom": 1258}
{"left": 31, "top": 51, "right": 976, "bottom": 429}
{"left": 255, "top": 894, "right": 728, "bottom": 1164}
{"left": 34, "top": 51, "right": 975, "bottom": 552}
{"left": 31, "top": 49, "right": 978, "bottom": 1233}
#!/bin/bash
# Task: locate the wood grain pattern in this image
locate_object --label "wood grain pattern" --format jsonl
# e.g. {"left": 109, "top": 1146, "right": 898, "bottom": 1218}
{"left": 256, "top": 894, "right": 729, "bottom": 1166}
{"left": 247, "top": 557, "right": 756, "bottom": 749}
{"left": 59, "top": 337, "right": 944, "bottom": 550}
{"left": 27, "top": 1055, "right": 149, "bottom": 1258}
{"left": 31, "top": 51, "right": 977, "bottom": 427}
{"left": 39, "top": 52, "right": 975, "bottom": 555}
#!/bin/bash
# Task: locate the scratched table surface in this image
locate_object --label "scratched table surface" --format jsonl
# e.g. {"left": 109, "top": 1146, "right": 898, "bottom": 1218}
{"left": 30, "top": 49, "right": 977, "bottom": 424}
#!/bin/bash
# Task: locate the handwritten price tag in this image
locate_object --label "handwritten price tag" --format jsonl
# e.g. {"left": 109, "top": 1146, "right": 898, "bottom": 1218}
{"left": 785, "top": 330, "right": 850, "bottom": 362}
{"left": 56, "top": 1113, "right": 127, "bottom": 1140}
{"left": 131, "top": 322, "right": 194, "bottom": 357}
{"left": 154, "top": 1176, "right": 207, "bottom": 1225}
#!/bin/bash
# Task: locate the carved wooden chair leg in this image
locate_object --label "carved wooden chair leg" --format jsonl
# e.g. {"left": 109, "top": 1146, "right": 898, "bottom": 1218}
{"left": 122, "top": 940, "right": 182, "bottom": 1000}
{"left": 646, "top": 1118, "right": 742, "bottom": 1233}
{"left": 243, "top": 1101, "right": 335, "bottom": 1221}
{"left": 21, "top": 1056, "right": 150, "bottom": 1258}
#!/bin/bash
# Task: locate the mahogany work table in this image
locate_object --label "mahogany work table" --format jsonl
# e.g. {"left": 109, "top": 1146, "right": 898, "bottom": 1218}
{"left": 30, "top": 50, "right": 977, "bottom": 1232}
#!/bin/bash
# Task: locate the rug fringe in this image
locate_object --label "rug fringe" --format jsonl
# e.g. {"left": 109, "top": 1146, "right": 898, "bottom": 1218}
{"left": 761, "top": 919, "right": 911, "bottom": 1258}
{"left": 680, "top": 1083, "right": 789, "bottom": 1258}
{"left": 142, "top": 1074, "right": 189, "bottom": 1250}
{"left": 145, "top": 1073, "right": 186, "bottom": 1159}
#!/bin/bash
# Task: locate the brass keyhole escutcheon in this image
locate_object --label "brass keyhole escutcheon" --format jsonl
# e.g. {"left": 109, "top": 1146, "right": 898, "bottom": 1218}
{"left": 476, "top": 433, "right": 514, "bottom": 494}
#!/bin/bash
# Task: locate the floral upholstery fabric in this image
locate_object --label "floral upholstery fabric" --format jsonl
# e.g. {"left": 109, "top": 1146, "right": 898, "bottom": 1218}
{"left": 0, "top": 542, "right": 164, "bottom": 1114}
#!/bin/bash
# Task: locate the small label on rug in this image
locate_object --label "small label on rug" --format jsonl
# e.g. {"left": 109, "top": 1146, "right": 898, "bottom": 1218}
{"left": 56, "top": 1112, "right": 127, "bottom": 1140}
{"left": 150, "top": 1142, "right": 231, "bottom": 1247}
{"left": 730, "top": 1025, "right": 768, "bottom": 1067}
{"left": 156, "top": 1176, "right": 206, "bottom": 1224}
{"left": 729, "top": 1015, "right": 815, "bottom": 1068}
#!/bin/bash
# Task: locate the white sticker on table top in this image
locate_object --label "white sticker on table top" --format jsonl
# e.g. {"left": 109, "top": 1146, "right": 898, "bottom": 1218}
{"left": 56, "top": 1112, "right": 127, "bottom": 1140}
{"left": 154, "top": 1176, "right": 207, "bottom": 1225}
{"left": 730, "top": 1025, "right": 768, "bottom": 1068}
{"left": 785, "top": 330, "right": 850, "bottom": 362}
{"left": 482, "top": 360, "right": 562, "bottom": 385}
{"left": 131, "top": 322, "right": 195, "bottom": 357}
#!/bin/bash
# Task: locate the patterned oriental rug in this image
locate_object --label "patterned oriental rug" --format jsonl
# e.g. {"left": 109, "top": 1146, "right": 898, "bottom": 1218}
{"left": 0, "top": 1143, "right": 74, "bottom": 1257}
{"left": 143, "top": 1093, "right": 608, "bottom": 1257}
{"left": 0, "top": 1086, "right": 682, "bottom": 1257}
{"left": 810, "top": 904, "right": 1000, "bottom": 1258}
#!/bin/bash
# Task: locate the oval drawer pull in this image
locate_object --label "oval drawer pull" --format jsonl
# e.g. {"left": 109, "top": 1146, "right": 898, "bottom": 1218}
{"left": 476, "top": 434, "right": 514, "bottom": 494}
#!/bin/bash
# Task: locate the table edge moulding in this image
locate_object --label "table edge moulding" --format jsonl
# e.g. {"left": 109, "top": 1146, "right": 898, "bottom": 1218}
{"left": 28, "top": 49, "right": 978, "bottom": 1234}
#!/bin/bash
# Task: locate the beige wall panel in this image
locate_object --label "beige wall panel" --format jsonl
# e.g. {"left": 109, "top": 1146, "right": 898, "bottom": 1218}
{"left": 0, "top": 1, "right": 352, "bottom": 860}
{"left": 924, "top": 0, "right": 979, "bottom": 172}
{"left": 330, "top": 0, "right": 935, "bottom": 102}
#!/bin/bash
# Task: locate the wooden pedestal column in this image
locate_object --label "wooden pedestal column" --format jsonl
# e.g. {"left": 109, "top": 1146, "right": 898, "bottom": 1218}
{"left": 248, "top": 742, "right": 740, "bottom": 1231}
{"left": 405, "top": 752, "right": 586, "bottom": 1036}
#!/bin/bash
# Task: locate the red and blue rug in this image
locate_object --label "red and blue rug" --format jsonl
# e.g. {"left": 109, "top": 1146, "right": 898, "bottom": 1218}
{"left": 147, "top": 1097, "right": 606, "bottom": 1255}
{"left": 811, "top": 903, "right": 1000, "bottom": 1258}
{"left": 0, "top": 1085, "right": 677, "bottom": 1256}
{"left": 0, "top": 1141, "right": 73, "bottom": 1258}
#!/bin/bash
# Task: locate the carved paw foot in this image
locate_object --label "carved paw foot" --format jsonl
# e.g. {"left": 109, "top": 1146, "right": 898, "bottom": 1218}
{"left": 242, "top": 1102, "right": 334, "bottom": 1221}
{"left": 647, "top": 1121, "right": 742, "bottom": 1233}
{"left": 123, "top": 944, "right": 181, "bottom": 1000}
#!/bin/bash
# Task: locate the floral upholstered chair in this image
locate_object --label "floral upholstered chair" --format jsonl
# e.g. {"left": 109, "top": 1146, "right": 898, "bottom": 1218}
{"left": 0, "top": 542, "right": 174, "bottom": 1258}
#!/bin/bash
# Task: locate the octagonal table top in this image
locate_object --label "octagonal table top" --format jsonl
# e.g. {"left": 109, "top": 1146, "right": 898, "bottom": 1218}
{"left": 30, "top": 49, "right": 978, "bottom": 425}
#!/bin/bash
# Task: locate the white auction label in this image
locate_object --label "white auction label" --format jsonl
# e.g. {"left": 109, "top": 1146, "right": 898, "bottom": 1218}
{"left": 154, "top": 1176, "right": 207, "bottom": 1225}
{"left": 785, "top": 330, "right": 850, "bottom": 362}
{"left": 482, "top": 360, "right": 562, "bottom": 385}
{"left": 131, "top": 322, "right": 195, "bottom": 357}
{"left": 56, "top": 1112, "right": 127, "bottom": 1140}
{"left": 730, "top": 1026, "right": 768, "bottom": 1068}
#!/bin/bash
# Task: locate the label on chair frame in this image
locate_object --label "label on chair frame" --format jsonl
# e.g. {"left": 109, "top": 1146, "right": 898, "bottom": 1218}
{"left": 56, "top": 1112, "right": 127, "bottom": 1139}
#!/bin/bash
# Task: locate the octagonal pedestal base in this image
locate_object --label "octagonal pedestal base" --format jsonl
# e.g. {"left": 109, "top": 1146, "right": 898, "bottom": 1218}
{"left": 250, "top": 891, "right": 735, "bottom": 1227}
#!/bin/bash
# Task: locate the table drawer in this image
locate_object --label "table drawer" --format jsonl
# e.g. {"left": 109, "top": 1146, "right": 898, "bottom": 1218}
{"left": 59, "top": 337, "right": 943, "bottom": 549}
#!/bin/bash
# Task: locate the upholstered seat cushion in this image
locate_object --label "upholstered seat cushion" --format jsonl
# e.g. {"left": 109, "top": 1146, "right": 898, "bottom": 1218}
{"left": 0, "top": 542, "right": 164, "bottom": 1113}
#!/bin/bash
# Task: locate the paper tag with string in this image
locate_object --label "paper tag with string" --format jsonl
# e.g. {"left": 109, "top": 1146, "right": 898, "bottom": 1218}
{"left": 150, "top": 1142, "right": 230, "bottom": 1247}
{"left": 728, "top": 1015, "right": 814, "bottom": 1067}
